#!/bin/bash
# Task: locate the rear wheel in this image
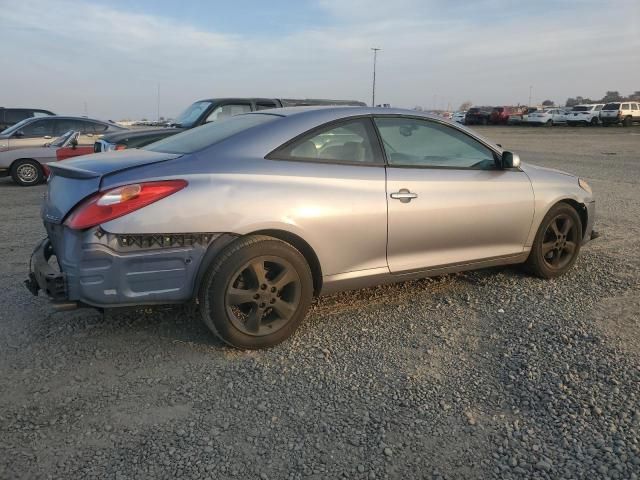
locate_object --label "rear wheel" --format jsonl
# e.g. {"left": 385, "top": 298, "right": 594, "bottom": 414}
{"left": 11, "top": 159, "right": 44, "bottom": 186}
{"left": 623, "top": 116, "right": 632, "bottom": 127}
{"left": 590, "top": 117, "right": 598, "bottom": 126}
{"left": 199, "top": 235, "right": 313, "bottom": 349}
{"left": 525, "top": 203, "right": 582, "bottom": 279}
{"left": 546, "top": 120, "right": 553, "bottom": 127}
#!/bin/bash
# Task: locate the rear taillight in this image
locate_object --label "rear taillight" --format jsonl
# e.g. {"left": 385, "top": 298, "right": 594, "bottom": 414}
{"left": 65, "top": 180, "right": 187, "bottom": 230}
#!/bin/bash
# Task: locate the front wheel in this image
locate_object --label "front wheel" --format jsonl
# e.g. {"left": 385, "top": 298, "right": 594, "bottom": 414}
{"left": 546, "top": 120, "right": 553, "bottom": 127}
{"left": 525, "top": 203, "right": 583, "bottom": 279}
{"left": 590, "top": 118, "right": 599, "bottom": 126}
{"left": 11, "top": 159, "right": 44, "bottom": 186}
{"left": 199, "top": 235, "right": 313, "bottom": 349}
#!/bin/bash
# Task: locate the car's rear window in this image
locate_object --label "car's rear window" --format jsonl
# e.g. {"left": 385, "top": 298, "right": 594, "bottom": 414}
{"left": 572, "top": 106, "right": 590, "bottom": 111}
{"left": 144, "top": 114, "right": 279, "bottom": 154}
{"left": 603, "top": 103, "right": 620, "bottom": 110}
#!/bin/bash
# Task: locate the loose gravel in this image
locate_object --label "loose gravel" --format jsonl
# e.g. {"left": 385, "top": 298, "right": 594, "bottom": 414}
{"left": 0, "top": 126, "right": 639, "bottom": 479}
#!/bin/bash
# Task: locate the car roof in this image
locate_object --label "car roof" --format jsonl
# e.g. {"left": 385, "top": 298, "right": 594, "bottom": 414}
{"left": 248, "top": 105, "right": 446, "bottom": 121}
{"left": 19, "top": 115, "right": 118, "bottom": 124}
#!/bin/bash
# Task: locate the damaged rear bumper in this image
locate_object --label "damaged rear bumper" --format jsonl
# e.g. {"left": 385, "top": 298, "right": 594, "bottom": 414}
{"left": 26, "top": 225, "right": 220, "bottom": 308}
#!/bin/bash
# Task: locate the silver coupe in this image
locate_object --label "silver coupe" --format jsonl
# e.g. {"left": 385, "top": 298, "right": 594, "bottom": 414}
{"left": 27, "top": 107, "right": 597, "bottom": 348}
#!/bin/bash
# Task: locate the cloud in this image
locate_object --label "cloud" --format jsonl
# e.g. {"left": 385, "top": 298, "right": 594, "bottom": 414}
{"left": 0, "top": 0, "right": 638, "bottom": 118}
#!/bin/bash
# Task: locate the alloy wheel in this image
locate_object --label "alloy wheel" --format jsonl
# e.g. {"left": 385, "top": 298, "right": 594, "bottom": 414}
{"left": 225, "top": 255, "right": 301, "bottom": 336}
{"left": 16, "top": 164, "right": 39, "bottom": 184}
{"left": 541, "top": 214, "right": 579, "bottom": 270}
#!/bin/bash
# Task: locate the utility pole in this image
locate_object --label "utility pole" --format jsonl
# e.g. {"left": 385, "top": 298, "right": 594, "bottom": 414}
{"left": 371, "top": 48, "right": 381, "bottom": 107}
{"left": 529, "top": 85, "right": 533, "bottom": 108}
{"left": 157, "top": 83, "right": 161, "bottom": 122}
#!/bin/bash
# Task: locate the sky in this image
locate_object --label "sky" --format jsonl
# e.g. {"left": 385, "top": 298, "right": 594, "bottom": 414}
{"left": 0, "top": 0, "right": 638, "bottom": 120}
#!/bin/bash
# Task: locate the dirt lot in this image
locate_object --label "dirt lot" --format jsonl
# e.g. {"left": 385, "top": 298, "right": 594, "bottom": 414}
{"left": 1, "top": 126, "right": 639, "bottom": 479}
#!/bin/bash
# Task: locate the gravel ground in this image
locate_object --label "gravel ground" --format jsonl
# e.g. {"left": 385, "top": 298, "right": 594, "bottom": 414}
{"left": 1, "top": 126, "right": 639, "bottom": 479}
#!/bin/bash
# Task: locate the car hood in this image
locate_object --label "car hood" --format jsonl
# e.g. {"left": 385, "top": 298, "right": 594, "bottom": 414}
{"left": 520, "top": 162, "right": 575, "bottom": 179}
{"left": 102, "top": 127, "right": 184, "bottom": 143}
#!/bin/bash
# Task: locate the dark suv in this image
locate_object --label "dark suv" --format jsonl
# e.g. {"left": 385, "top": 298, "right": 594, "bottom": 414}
{"left": 94, "top": 97, "right": 366, "bottom": 152}
{"left": 0, "top": 108, "right": 55, "bottom": 131}
{"left": 464, "top": 107, "right": 492, "bottom": 125}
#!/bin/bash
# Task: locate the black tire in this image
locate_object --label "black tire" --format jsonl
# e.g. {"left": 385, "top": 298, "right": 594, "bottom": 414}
{"left": 525, "top": 203, "right": 583, "bottom": 279}
{"left": 482, "top": 118, "right": 488, "bottom": 125}
{"left": 623, "top": 116, "right": 632, "bottom": 127}
{"left": 11, "top": 159, "right": 44, "bottom": 186}
{"left": 199, "top": 235, "right": 313, "bottom": 349}
{"left": 546, "top": 120, "right": 553, "bottom": 127}
{"left": 590, "top": 117, "right": 598, "bottom": 126}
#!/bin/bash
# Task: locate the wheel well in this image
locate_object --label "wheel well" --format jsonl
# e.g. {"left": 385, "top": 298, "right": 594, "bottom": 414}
{"left": 251, "top": 229, "right": 323, "bottom": 296}
{"left": 559, "top": 199, "right": 588, "bottom": 238}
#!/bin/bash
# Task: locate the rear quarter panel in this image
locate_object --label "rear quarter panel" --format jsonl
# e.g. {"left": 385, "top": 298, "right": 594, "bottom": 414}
{"left": 101, "top": 155, "right": 388, "bottom": 277}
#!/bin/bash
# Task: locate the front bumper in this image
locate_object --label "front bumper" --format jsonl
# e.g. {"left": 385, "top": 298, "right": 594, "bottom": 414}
{"left": 583, "top": 200, "right": 597, "bottom": 244}
{"left": 26, "top": 224, "right": 218, "bottom": 308}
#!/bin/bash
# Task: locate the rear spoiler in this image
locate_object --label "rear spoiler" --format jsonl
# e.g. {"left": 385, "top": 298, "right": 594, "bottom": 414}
{"left": 47, "top": 163, "right": 100, "bottom": 179}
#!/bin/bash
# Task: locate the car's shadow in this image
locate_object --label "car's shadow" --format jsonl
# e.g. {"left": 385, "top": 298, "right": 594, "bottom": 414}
{"left": 39, "top": 264, "right": 529, "bottom": 351}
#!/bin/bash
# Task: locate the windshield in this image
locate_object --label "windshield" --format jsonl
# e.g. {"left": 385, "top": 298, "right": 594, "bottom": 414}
{"left": 572, "top": 106, "right": 591, "bottom": 112}
{"left": 172, "top": 101, "right": 213, "bottom": 128}
{"left": 50, "top": 130, "right": 75, "bottom": 147}
{"left": 0, "top": 118, "right": 32, "bottom": 135}
{"left": 145, "top": 113, "right": 279, "bottom": 154}
{"left": 603, "top": 103, "right": 620, "bottom": 110}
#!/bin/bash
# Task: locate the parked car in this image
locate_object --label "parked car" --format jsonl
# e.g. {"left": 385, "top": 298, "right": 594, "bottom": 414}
{"left": 27, "top": 107, "right": 597, "bottom": 349}
{"left": 527, "top": 108, "right": 569, "bottom": 126}
{"left": 490, "top": 106, "right": 526, "bottom": 125}
{"left": 452, "top": 111, "right": 466, "bottom": 124}
{"left": 94, "top": 97, "right": 366, "bottom": 152}
{"left": 508, "top": 107, "right": 538, "bottom": 125}
{"left": 566, "top": 104, "right": 605, "bottom": 126}
{"left": 0, "top": 107, "right": 55, "bottom": 131}
{"left": 0, "top": 131, "right": 93, "bottom": 186}
{"left": 0, "top": 116, "right": 125, "bottom": 153}
{"left": 464, "top": 107, "right": 492, "bottom": 125}
{"left": 599, "top": 102, "right": 640, "bottom": 127}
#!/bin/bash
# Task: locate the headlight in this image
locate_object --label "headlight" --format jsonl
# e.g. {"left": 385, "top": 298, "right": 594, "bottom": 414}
{"left": 578, "top": 178, "right": 592, "bottom": 194}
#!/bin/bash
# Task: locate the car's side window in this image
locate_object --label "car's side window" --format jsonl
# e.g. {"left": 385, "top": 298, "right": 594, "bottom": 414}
{"left": 205, "top": 104, "right": 252, "bottom": 123}
{"left": 20, "top": 119, "right": 55, "bottom": 137}
{"left": 270, "top": 119, "right": 382, "bottom": 165}
{"left": 255, "top": 102, "right": 278, "bottom": 111}
{"left": 621, "top": 104, "right": 629, "bottom": 110}
{"left": 374, "top": 117, "right": 497, "bottom": 169}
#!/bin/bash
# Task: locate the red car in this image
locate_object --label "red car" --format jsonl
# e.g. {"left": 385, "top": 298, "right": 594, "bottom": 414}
{"left": 490, "top": 106, "right": 526, "bottom": 125}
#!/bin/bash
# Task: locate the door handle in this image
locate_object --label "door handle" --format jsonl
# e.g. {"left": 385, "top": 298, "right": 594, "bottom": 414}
{"left": 43, "top": 136, "right": 52, "bottom": 139}
{"left": 390, "top": 189, "right": 418, "bottom": 203}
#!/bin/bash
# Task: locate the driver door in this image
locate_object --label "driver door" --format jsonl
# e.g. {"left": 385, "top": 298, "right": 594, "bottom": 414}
{"left": 375, "top": 116, "right": 535, "bottom": 274}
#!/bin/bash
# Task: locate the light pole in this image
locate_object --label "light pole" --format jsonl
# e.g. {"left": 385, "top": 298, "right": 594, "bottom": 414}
{"left": 529, "top": 85, "right": 533, "bottom": 108}
{"left": 371, "top": 48, "right": 381, "bottom": 107}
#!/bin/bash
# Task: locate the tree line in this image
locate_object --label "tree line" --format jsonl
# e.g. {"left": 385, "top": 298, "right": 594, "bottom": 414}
{"left": 565, "top": 90, "right": 640, "bottom": 107}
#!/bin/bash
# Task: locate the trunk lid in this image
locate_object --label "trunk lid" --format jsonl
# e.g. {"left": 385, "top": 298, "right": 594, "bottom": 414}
{"left": 43, "top": 149, "right": 181, "bottom": 224}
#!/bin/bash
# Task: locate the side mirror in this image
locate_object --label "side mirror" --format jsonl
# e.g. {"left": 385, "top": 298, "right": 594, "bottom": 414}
{"left": 502, "top": 151, "right": 521, "bottom": 169}
{"left": 14, "top": 130, "right": 24, "bottom": 138}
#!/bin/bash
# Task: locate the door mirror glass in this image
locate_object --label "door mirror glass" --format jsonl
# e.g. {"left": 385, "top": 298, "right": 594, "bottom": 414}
{"left": 14, "top": 130, "right": 24, "bottom": 138}
{"left": 502, "top": 151, "right": 521, "bottom": 169}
